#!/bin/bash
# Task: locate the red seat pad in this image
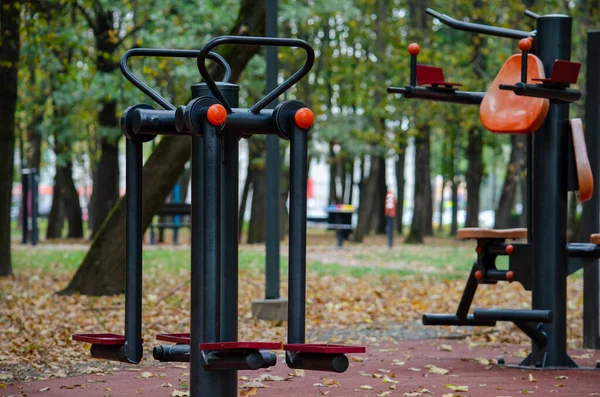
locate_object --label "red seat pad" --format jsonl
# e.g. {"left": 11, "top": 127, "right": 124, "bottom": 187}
{"left": 480, "top": 54, "right": 549, "bottom": 134}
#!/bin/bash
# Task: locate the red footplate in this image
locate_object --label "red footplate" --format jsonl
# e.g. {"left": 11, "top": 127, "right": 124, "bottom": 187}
{"left": 199, "top": 341, "right": 283, "bottom": 350}
{"left": 284, "top": 344, "right": 366, "bottom": 354}
{"left": 156, "top": 333, "right": 190, "bottom": 344}
{"left": 72, "top": 333, "right": 125, "bottom": 345}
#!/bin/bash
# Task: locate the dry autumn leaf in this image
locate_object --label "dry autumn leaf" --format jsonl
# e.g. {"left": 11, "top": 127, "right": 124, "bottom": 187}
{"left": 426, "top": 365, "right": 450, "bottom": 375}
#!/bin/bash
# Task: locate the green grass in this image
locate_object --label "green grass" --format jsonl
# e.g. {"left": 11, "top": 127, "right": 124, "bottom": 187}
{"left": 11, "top": 245, "right": 425, "bottom": 279}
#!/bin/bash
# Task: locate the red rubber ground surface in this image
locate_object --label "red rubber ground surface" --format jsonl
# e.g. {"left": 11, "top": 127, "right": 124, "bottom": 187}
{"left": 4, "top": 339, "right": 600, "bottom": 396}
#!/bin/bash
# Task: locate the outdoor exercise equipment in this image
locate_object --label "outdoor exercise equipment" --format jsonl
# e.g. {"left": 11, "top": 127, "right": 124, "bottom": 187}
{"left": 72, "top": 36, "right": 364, "bottom": 397}
{"left": 389, "top": 9, "right": 600, "bottom": 369}
{"left": 20, "top": 168, "right": 39, "bottom": 246}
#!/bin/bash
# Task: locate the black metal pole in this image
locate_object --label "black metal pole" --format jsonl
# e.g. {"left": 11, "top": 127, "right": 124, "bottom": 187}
{"left": 190, "top": 132, "right": 204, "bottom": 396}
{"left": 30, "top": 169, "right": 38, "bottom": 246}
{"left": 265, "top": 0, "right": 281, "bottom": 300}
{"left": 219, "top": 85, "right": 240, "bottom": 392}
{"left": 189, "top": 88, "right": 204, "bottom": 396}
{"left": 288, "top": 123, "right": 308, "bottom": 344}
{"left": 201, "top": 107, "right": 224, "bottom": 395}
{"left": 21, "top": 169, "right": 29, "bottom": 245}
{"left": 583, "top": 30, "right": 600, "bottom": 349}
{"left": 124, "top": 139, "right": 143, "bottom": 363}
{"left": 530, "top": 14, "right": 573, "bottom": 367}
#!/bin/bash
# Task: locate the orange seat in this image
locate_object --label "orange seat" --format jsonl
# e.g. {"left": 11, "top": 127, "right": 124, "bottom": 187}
{"left": 457, "top": 228, "right": 528, "bottom": 240}
{"left": 480, "top": 54, "right": 550, "bottom": 134}
{"left": 570, "top": 119, "right": 594, "bottom": 202}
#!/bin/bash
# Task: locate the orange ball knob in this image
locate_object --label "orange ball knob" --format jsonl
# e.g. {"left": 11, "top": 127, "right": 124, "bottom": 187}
{"left": 474, "top": 270, "right": 484, "bottom": 281}
{"left": 294, "top": 107, "right": 314, "bottom": 129}
{"left": 475, "top": 246, "right": 483, "bottom": 255}
{"left": 408, "top": 43, "right": 421, "bottom": 56}
{"left": 505, "top": 244, "right": 514, "bottom": 255}
{"left": 519, "top": 38, "right": 532, "bottom": 52}
{"left": 207, "top": 104, "right": 227, "bottom": 126}
{"left": 506, "top": 270, "right": 515, "bottom": 282}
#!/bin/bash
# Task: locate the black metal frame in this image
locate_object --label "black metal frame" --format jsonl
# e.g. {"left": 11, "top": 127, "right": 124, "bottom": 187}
{"left": 390, "top": 8, "right": 600, "bottom": 369}
{"left": 74, "top": 34, "right": 364, "bottom": 397}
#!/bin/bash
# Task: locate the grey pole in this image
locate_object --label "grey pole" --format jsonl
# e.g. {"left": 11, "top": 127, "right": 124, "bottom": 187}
{"left": 265, "top": 0, "right": 281, "bottom": 300}
{"left": 582, "top": 30, "right": 600, "bottom": 349}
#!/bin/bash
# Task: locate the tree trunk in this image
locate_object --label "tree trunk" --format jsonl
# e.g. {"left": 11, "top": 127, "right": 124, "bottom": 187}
{"left": 355, "top": 157, "right": 381, "bottom": 242}
{"left": 438, "top": 178, "right": 445, "bottom": 234}
{"left": 238, "top": 169, "right": 252, "bottom": 241}
{"left": 395, "top": 151, "right": 405, "bottom": 234}
{"left": 60, "top": 0, "right": 266, "bottom": 295}
{"left": 89, "top": 101, "right": 120, "bottom": 236}
{"left": 406, "top": 127, "right": 431, "bottom": 244}
{"left": 465, "top": 127, "right": 483, "bottom": 227}
{"left": 64, "top": 161, "right": 84, "bottom": 238}
{"left": 247, "top": 137, "right": 266, "bottom": 244}
{"left": 0, "top": 0, "right": 21, "bottom": 277}
{"left": 495, "top": 134, "right": 526, "bottom": 228}
{"left": 328, "top": 143, "right": 337, "bottom": 205}
{"left": 425, "top": 168, "right": 433, "bottom": 236}
{"left": 375, "top": 157, "right": 387, "bottom": 234}
{"left": 451, "top": 177, "right": 458, "bottom": 236}
{"left": 348, "top": 161, "right": 355, "bottom": 205}
{"left": 47, "top": 168, "right": 66, "bottom": 239}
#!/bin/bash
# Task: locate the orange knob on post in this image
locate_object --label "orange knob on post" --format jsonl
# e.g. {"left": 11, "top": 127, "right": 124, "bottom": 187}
{"left": 505, "top": 244, "right": 514, "bottom": 255}
{"left": 506, "top": 270, "right": 515, "bottom": 282}
{"left": 474, "top": 270, "right": 484, "bottom": 281}
{"left": 475, "top": 246, "right": 483, "bottom": 255}
{"left": 294, "top": 107, "right": 314, "bottom": 129}
{"left": 207, "top": 104, "right": 227, "bottom": 126}
{"left": 519, "top": 38, "right": 532, "bottom": 52}
{"left": 408, "top": 43, "right": 421, "bottom": 56}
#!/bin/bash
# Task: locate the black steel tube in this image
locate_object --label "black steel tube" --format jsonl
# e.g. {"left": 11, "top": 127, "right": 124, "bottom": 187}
{"left": 483, "top": 269, "right": 510, "bottom": 281}
{"left": 455, "top": 264, "right": 479, "bottom": 318}
{"left": 189, "top": 102, "right": 204, "bottom": 395}
{"left": 514, "top": 321, "right": 549, "bottom": 347}
{"left": 153, "top": 345, "right": 191, "bottom": 362}
{"left": 425, "top": 8, "right": 533, "bottom": 39}
{"left": 525, "top": 10, "right": 540, "bottom": 20}
{"left": 521, "top": 51, "right": 528, "bottom": 83}
{"left": 203, "top": 119, "right": 221, "bottom": 343}
{"left": 120, "top": 49, "right": 231, "bottom": 111}
{"left": 286, "top": 352, "right": 349, "bottom": 373}
{"left": 410, "top": 55, "right": 417, "bottom": 87}
{"left": 197, "top": 36, "right": 315, "bottom": 114}
{"left": 202, "top": 350, "right": 269, "bottom": 371}
{"left": 583, "top": 30, "right": 600, "bottom": 349}
{"left": 422, "top": 313, "right": 496, "bottom": 326}
{"left": 531, "top": 14, "right": 572, "bottom": 368}
{"left": 30, "top": 170, "right": 38, "bottom": 246}
{"left": 499, "top": 83, "right": 581, "bottom": 102}
{"left": 219, "top": 87, "right": 240, "bottom": 394}
{"left": 265, "top": 0, "right": 281, "bottom": 300}
{"left": 387, "top": 86, "right": 484, "bottom": 105}
{"left": 90, "top": 345, "right": 129, "bottom": 363}
{"left": 222, "top": 110, "right": 280, "bottom": 137}
{"left": 124, "top": 140, "right": 143, "bottom": 364}
{"left": 21, "top": 170, "right": 29, "bottom": 244}
{"left": 473, "top": 308, "right": 553, "bottom": 323}
{"left": 132, "top": 108, "right": 185, "bottom": 136}
{"left": 288, "top": 123, "right": 308, "bottom": 344}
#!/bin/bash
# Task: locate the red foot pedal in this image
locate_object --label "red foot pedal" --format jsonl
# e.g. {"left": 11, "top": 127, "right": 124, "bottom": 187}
{"left": 284, "top": 344, "right": 366, "bottom": 354}
{"left": 72, "top": 333, "right": 125, "bottom": 345}
{"left": 157, "top": 333, "right": 190, "bottom": 344}
{"left": 199, "top": 341, "right": 282, "bottom": 350}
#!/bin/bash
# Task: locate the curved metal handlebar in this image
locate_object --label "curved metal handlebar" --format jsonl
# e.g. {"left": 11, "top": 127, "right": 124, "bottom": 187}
{"left": 120, "top": 49, "right": 232, "bottom": 111}
{"left": 426, "top": 8, "right": 534, "bottom": 40}
{"left": 197, "top": 36, "right": 315, "bottom": 114}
